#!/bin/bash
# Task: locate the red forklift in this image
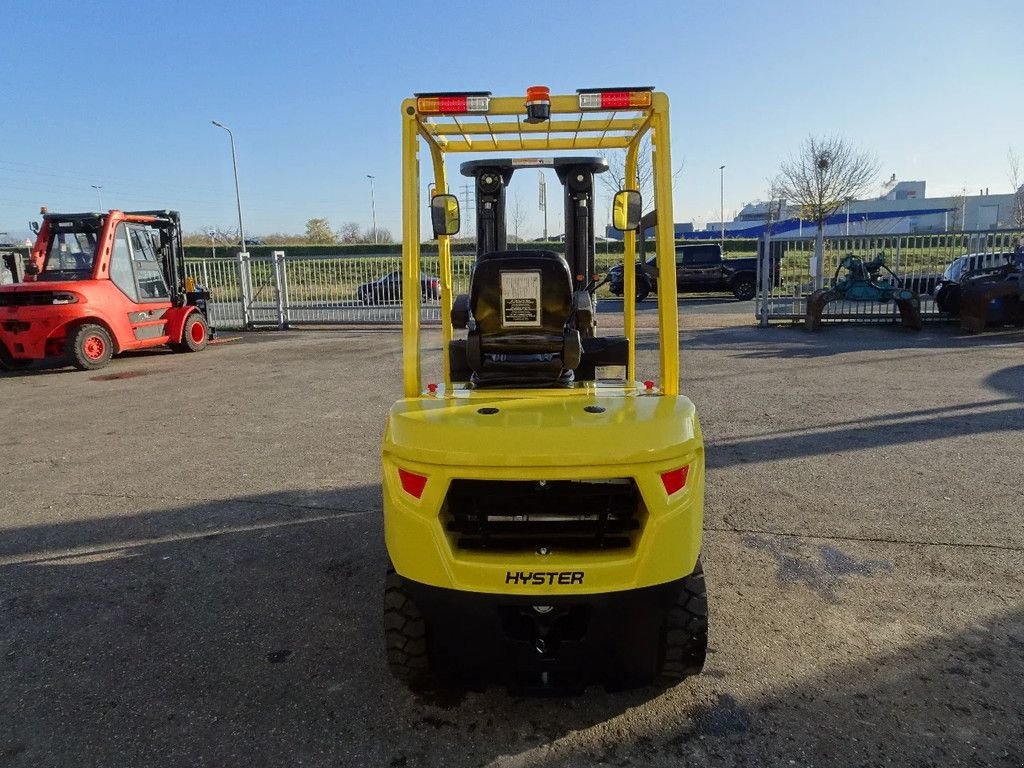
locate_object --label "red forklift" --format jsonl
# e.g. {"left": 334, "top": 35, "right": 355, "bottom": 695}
{"left": 0, "top": 209, "right": 212, "bottom": 371}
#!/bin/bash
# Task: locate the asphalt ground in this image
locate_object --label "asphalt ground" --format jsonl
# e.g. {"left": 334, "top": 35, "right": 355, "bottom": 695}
{"left": 1, "top": 315, "right": 1023, "bottom": 767}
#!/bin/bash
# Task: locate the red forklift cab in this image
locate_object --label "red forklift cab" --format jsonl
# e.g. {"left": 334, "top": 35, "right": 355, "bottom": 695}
{"left": 0, "top": 209, "right": 212, "bottom": 371}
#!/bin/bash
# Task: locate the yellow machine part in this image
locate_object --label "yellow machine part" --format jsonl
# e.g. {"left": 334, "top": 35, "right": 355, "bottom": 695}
{"left": 386, "top": 88, "right": 703, "bottom": 601}
{"left": 383, "top": 389, "right": 704, "bottom": 596}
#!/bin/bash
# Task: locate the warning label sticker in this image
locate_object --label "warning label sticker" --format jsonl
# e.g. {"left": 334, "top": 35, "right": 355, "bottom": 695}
{"left": 500, "top": 271, "right": 542, "bottom": 327}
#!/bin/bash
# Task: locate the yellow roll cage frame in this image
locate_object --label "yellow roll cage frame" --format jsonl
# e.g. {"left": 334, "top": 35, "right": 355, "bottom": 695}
{"left": 400, "top": 90, "right": 679, "bottom": 398}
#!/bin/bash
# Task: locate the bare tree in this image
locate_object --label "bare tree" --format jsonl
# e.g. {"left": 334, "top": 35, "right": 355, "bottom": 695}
{"left": 183, "top": 227, "right": 245, "bottom": 248}
{"left": 1009, "top": 148, "right": 1024, "bottom": 229}
{"left": 182, "top": 230, "right": 215, "bottom": 247}
{"left": 509, "top": 192, "right": 526, "bottom": 246}
{"left": 947, "top": 190, "right": 967, "bottom": 233}
{"left": 775, "top": 135, "right": 879, "bottom": 287}
{"left": 599, "top": 135, "right": 684, "bottom": 213}
{"left": 337, "top": 221, "right": 362, "bottom": 244}
{"left": 335, "top": 221, "right": 393, "bottom": 244}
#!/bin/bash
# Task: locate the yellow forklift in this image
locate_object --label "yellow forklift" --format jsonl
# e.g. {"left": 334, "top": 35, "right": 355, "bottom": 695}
{"left": 383, "top": 86, "right": 706, "bottom": 691}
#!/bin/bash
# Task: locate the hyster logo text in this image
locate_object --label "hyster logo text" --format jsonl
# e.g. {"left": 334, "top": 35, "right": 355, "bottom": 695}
{"left": 505, "top": 571, "right": 584, "bottom": 586}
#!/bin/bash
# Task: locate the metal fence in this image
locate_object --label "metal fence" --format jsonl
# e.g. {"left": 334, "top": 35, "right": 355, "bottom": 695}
{"left": 188, "top": 233, "right": 1023, "bottom": 330}
{"left": 184, "top": 251, "right": 479, "bottom": 329}
{"left": 755, "top": 229, "right": 1023, "bottom": 324}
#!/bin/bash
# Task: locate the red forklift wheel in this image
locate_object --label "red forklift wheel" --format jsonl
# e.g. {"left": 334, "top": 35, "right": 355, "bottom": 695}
{"left": 171, "top": 313, "right": 210, "bottom": 353}
{"left": 69, "top": 324, "right": 114, "bottom": 370}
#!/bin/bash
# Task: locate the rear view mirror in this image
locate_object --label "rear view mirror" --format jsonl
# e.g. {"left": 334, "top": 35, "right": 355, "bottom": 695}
{"left": 430, "top": 194, "right": 460, "bottom": 237}
{"left": 29, "top": 221, "right": 40, "bottom": 235}
{"left": 612, "top": 190, "right": 642, "bottom": 232}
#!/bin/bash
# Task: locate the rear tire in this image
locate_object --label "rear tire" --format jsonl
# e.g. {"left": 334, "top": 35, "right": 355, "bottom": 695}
{"left": 69, "top": 324, "right": 114, "bottom": 370}
{"left": 657, "top": 557, "right": 708, "bottom": 683}
{"left": 732, "top": 277, "right": 756, "bottom": 301}
{"left": 384, "top": 568, "right": 432, "bottom": 688}
{"left": 170, "top": 312, "right": 210, "bottom": 353}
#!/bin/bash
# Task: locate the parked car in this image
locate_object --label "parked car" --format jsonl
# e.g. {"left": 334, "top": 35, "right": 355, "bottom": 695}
{"left": 356, "top": 271, "right": 440, "bottom": 305}
{"left": 607, "top": 243, "right": 777, "bottom": 301}
{"left": 934, "top": 251, "right": 1015, "bottom": 315}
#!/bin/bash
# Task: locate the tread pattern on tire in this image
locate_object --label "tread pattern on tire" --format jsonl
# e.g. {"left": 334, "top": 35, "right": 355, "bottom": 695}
{"left": 69, "top": 323, "right": 113, "bottom": 370}
{"left": 732, "top": 277, "right": 756, "bottom": 300}
{"left": 384, "top": 569, "right": 431, "bottom": 687}
{"left": 659, "top": 558, "right": 708, "bottom": 682}
{"left": 170, "top": 312, "right": 209, "bottom": 353}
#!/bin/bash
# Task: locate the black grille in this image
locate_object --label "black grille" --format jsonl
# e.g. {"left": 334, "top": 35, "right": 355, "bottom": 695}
{"left": 0, "top": 292, "right": 54, "bottom": 307}
{"left": 445, "top": 479, "right": 641, "bottom": 551}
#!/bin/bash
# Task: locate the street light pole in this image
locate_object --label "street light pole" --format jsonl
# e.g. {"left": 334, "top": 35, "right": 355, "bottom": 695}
{"left": 91, "top": 185, "right": 103, "bottom": 210}
{"left": 367, "top": 175, "right": 378, "bottom": 245}
{"left": 211, "top": 120, "right": 247, "bottom": 251}
{"left": 719, "top": 165, "right": 726, "bottom": 245}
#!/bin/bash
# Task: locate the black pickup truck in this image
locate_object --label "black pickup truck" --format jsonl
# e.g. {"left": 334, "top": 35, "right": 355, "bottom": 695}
{"left": 607, "top": 243, "right": 773, "bottom": 301}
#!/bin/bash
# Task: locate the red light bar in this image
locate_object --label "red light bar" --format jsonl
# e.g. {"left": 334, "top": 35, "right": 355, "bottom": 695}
{"left": 415, "top": 92, "right": 491, "bottom": 115}
{"left": 398, "top": 468, "right": 428, "bottom": 498}
{"left": 660, "top": 466, "right": 689, "bottom": 496}
{"left": 577, "top": 88, "right": 653, "bottom": 110}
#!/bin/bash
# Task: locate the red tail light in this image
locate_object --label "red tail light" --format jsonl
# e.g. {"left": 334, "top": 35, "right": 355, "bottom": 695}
{"left": 398, "top": 468, "right": 428, "bottom": 499}
{"left": 577, "top": 88, "right": 653, "bottom": 110}
{"left": 660, "top": 466, "right": 689, "bottom": 495}
{"left": 415, "top": 92, "right": 491, "bottom": 115}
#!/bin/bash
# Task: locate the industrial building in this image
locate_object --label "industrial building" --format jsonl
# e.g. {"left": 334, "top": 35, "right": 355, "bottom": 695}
{"left": 702, "top": 176, "right": 1023, "bottom": 239}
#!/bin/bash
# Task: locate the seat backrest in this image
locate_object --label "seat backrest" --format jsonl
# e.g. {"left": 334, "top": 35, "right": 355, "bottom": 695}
{"left": 469, "top": 250, "right": 572, "bottom": 337}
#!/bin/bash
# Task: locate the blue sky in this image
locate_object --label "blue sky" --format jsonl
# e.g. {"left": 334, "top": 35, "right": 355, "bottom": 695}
{"left": 1, "top": 0, "right": 1021, "bottom": 242}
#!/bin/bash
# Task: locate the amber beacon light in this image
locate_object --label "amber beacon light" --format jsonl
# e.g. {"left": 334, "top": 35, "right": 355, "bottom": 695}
{"left": 524, "top": 85, "right": 550, "bottom": 123}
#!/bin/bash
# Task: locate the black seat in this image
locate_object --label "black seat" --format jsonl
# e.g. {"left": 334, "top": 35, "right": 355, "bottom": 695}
{"left": 465, "top": 250, "right": 582, "bottom": 386}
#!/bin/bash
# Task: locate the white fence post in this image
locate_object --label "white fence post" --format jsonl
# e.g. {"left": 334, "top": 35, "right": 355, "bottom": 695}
{"left": 236, "top": 251, "right": 252, "bottom": 328}
{"left": 272, "top": 250, "right": 288, "bottom": 330}
{"left": 759, "top": 231, "right": 771, "bottom": 328}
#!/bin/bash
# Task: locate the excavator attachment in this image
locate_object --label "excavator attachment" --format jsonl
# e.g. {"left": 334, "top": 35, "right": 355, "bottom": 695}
{"left": 805, "top": 253, "right": 921, "bottom": 331}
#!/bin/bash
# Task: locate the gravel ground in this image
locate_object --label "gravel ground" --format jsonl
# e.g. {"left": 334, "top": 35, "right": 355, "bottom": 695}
{"left": 1, "top": 317, "right": 1022, "bottom": 767}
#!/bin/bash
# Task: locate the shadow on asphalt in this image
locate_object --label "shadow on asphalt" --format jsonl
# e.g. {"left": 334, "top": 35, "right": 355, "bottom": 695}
{"left": 0, "top": 487, "right": 660, "bottom": 766}
{"left": 3, "top": 487, "right": 1022, "bottom": 765}
{"left": 986, "top": 364, "right": 1024, "bottom": 400}
{"left": 607, "top": 604, "right": 1024, "bottom": 767}
{"left": 707, "top": 399, "right": 1024, "bottom": 470}
{"left": 703, "top": 361, "right": 1024, "bottom": 470}
{"left": 0, "top": 348, "right": 189, "bottom": 378}
{"left": 636, "top": 321, "right": 1024, "bottom": 359}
